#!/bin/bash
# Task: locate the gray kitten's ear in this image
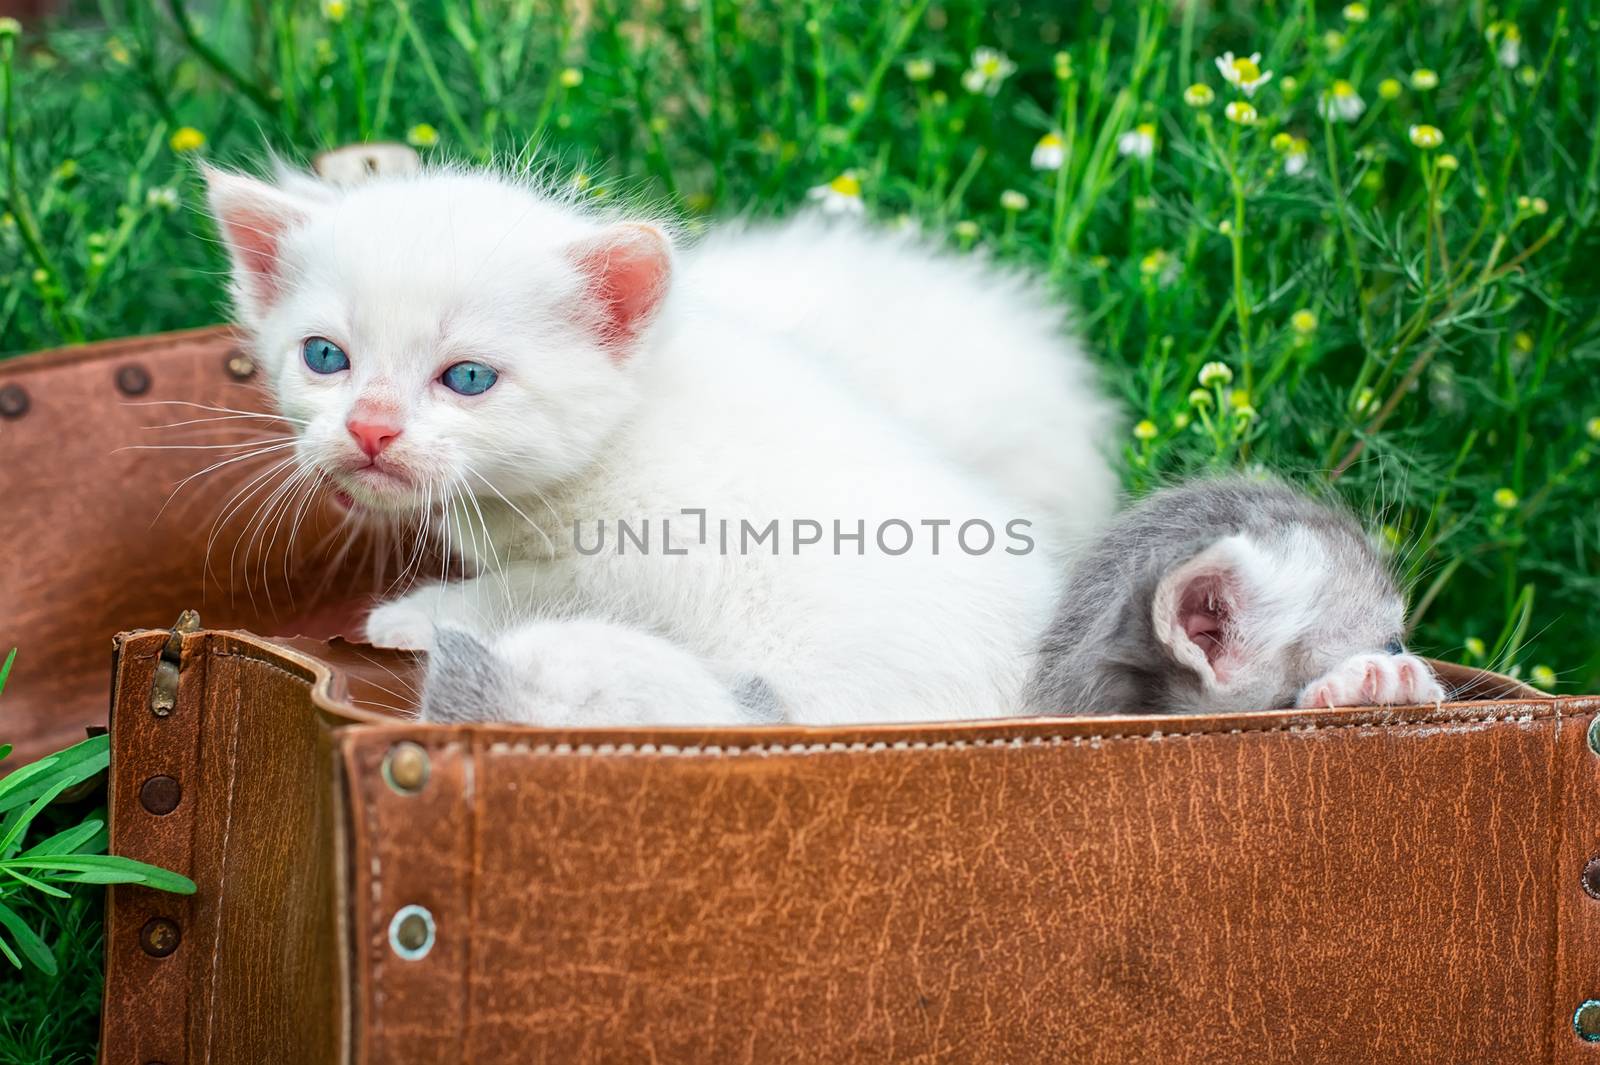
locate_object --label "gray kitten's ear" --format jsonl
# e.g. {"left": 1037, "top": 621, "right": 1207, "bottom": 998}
{"left": 201, "top": 165, "right": 324, "bottom": 320}
{"left": 419, "top": 626, "right": 518, "bottom": 724}
{"left": 1151, "top": 535, "right": 1259, "bottom": 689}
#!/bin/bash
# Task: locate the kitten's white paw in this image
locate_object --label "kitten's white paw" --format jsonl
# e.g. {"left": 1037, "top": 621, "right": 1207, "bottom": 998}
{"left": 1296, "top": 652, "right": 1443, "bottom": 709}
{"left": 364, "top": 602, "right": 436, "bottom": 651}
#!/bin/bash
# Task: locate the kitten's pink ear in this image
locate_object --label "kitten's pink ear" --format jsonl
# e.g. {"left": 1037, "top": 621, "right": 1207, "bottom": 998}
{"left": 1151, "top": 536, "right": 1257, "bottom": 687}
{"left": 567, "top": 223, "right": 673, "bottom": 360}
{"left": 202, "top": 166, "right": 319, "bottom": 319}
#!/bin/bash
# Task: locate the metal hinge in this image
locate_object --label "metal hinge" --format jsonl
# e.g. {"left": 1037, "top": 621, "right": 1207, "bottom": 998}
{"left": 148, "top": 609, "right": 202, "bottom": 718}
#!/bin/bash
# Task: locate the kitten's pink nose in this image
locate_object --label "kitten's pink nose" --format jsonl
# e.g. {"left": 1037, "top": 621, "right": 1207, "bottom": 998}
{"left": 347, "top": 418, "right": 402, "bottom": 458}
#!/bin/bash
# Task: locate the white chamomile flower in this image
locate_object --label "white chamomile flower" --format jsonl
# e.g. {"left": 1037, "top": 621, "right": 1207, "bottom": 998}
{"left": 1031, "top": 131, "right": 1065, "bottom": 171}
{"left": 1318, "top": 79, "right": 1366, "bottom": 122}
{"left": 961, "top": 47, "right": 1016, "bottom": 96}
{"left": 1285, "top": 137, "right": 1310, "bottom": 176}
{"left": 1139, "top": 249, "right": 1180, "bottom": 287}
{"left": 1117, "top": 122, "right": 1156, "bottom": 160}
{"left": 1215, "top": 52, "right": 1273, "bottom": 97}
{"left": 1198, "top": 361, "right": 1234, "bottom": 387}
{"left": 1224, "top": 100, "right": 1258, "bottom": 126}
{"left": 1267, "top": 133, "right": 1305, "bottom": 177}
{"left": 145, "top": 186, "right": 180, "bottom": 210}
{"left": 1488, "top": 22, "right": 1521, "bottom": 68}
{"left": 1408, "top": 124, "right": 1443, "bottom": 150}
{"left": 807, "top": 172, "right": 864, "bottom": 216}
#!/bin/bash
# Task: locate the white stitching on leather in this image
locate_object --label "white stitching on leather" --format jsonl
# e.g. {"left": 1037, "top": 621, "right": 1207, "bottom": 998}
{"left": 367, "top": 771, "right": 384, "bottom": 1036}
{"left": 462, "top": 708, "right": 1548, "bottom": 758}
{"left": 203, "top": 665, "right": 244, "bottom": 1062}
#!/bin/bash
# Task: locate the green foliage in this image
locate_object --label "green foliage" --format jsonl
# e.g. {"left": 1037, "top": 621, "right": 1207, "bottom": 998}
{"left": 3, "top": 2, "right": 1597, "bottom": 686}
{"left": 0, "top": 885, "right": 102, "bottom": 1065}
{"left": 3, "top": 9, "right": 1599, "bottom": 602}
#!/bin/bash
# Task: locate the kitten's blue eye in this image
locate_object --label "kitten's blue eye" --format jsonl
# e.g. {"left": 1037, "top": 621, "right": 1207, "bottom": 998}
{"left": 302, "top": 337, "right": 350, "bottom": 375}
{"left": 1384, "top": 638, "right": 1405, "bottom": 655}
{"left": 441, "top": 360, "right": 497, "bottom": 396}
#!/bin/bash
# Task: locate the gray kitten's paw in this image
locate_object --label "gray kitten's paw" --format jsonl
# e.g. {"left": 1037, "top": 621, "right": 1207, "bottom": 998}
{"left": 1296, "top": 652, "right": 1443, "bottom": 709}
{"left": 364, "top": 601, "right": 436, "bottom": 651}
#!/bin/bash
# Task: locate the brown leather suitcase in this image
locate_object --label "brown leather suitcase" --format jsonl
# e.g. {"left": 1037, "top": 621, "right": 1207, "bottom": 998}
{"left": 6, "top": 330, "right": 1600, "bottom": 1063}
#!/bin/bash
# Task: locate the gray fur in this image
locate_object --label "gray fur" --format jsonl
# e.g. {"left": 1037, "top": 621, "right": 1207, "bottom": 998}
{"left": 420, "top": 626, "right": 522, "bottom": 724}
{"left": 727, "top": 673, "right": 788, "bottom": 723}
{"left": 1024, "top": 476, "right": 1405, "bottom": 716}
{"left": 421, "top": 624, "right": 787, "bottom": 725}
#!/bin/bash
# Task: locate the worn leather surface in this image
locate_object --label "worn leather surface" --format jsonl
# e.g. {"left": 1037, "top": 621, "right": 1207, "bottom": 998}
{"left": 340, "top": 697, "right": 1600, "bottom": 1064}
{"left": 101, "top": 626, "right": 1598, "bottom": 1065}
{"left": 103, "top": 630, "right": 394, "bottom": 1065}
{"left": 100, "top": 626, "right": 1587, "bottom": 1055}
{"left": 0, "top": 329, "right": 387, "bottom": 765}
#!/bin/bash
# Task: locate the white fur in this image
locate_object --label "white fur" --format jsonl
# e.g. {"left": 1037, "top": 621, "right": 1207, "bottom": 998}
{"left": 480, "top": 620, "right": 751, "bottom": 726}
{"left": 1296, "top": 653, "right": 1444, "bottom": 709}
{"left": 206, "top": 166, "right": 1118, "bottom": 725}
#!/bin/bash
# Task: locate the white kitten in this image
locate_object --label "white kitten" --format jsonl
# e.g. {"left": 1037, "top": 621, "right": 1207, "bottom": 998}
{"left": 421, "top": 623, "right": 751, "bottom": 727}
{"left": 204, "top": 165, "right": 1118, "bottom": 725}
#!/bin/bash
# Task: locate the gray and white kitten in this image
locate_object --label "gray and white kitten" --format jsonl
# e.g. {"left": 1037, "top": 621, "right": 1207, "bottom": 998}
{"left": 1025, "top": 477, "right": 1444, "bottom": 716}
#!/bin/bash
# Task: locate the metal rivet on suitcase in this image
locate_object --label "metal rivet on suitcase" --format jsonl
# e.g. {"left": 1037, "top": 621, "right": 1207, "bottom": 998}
{"left": 1589, "top": 714, "right": 1600, "bottom": 757}
{"left": 0, "top": 384, "right": 27, "bottom": 419}
{"left": 389, "top": 905, "right": 435, "bottom": 961}
{"left": 1576, "top": 1000, "right": 1600, "bottom": 1042}
{"left": 383, "top": 742, "right": 430, "bottom": 794}
{"left": 115, "top": 363, "right": 151, "bottom": 396}
{"left": 140, "top": 775, "right": 182, "bottom": 816}
{"left": 1583, "top": 858, "right": 1600, "bottom": 901}
{"left": 224, "top": 349, "right": 256, "bottom": 379}
{"left": 139, "top": 917, "right": 181, "bottom": 958}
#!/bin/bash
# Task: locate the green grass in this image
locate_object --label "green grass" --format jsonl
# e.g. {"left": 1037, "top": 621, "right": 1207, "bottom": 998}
{"left": 5, "top": 0, "right": 1597, "bottom": 683}
{"left": 0, "top": 1, "right": 1597, "bottom": 1055}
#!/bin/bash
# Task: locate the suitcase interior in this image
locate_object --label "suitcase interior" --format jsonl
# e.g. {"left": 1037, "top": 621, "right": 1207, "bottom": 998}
{"left": 0, "top": 328, "right": 420, "bottom": 765}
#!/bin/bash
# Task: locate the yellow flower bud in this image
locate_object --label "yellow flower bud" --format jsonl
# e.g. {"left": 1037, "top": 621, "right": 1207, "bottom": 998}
{"left": 168, "top": 127, "right": 206, "bottom": 152}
